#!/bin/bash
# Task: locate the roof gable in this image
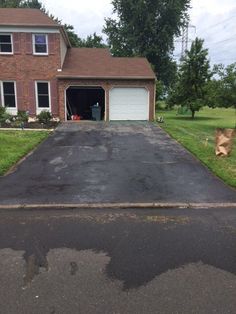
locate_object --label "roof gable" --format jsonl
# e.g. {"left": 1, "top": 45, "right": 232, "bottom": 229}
{"left": 0, "top": 8, "right": 59, "bottom": 27}
{"left": 59, "top": 48, "right": 156, "bottom": 80}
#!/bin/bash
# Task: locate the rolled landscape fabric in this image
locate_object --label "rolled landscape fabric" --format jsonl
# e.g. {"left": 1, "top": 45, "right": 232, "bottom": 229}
{"left": 215, "top": 128, "right": 236, "bottom": 157}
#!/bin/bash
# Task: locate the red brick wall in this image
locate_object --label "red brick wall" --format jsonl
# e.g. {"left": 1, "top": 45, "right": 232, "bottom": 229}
{"left": 0, "top": 33, "right": 156, "bottom": 120}
{"left": 0, "top": 32, "right": 61, "bottom": 116}
{"left": 58, "top": 79, "right": 156, "bottom": 121}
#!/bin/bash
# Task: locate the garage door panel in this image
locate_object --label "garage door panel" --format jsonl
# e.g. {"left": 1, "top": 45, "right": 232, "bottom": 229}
{"left": 109, "top": 88, "right": 149, "bottom": 121}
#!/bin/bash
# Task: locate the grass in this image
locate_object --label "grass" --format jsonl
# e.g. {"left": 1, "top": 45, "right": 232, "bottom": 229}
{"left": 0, "top": 130, "right": 50, "bottom": 176}
{"left": 156, "top": 107, "right": 236, "bottom": 188}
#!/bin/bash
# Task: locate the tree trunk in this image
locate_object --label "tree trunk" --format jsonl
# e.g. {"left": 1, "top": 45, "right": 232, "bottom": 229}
{"left": 191, "top": 109, "right": 195, "bottom": 119}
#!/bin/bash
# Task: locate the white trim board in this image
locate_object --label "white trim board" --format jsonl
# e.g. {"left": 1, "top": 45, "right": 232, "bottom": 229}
{"left": 0, "top": 26, "right": 60, "bottom": 33}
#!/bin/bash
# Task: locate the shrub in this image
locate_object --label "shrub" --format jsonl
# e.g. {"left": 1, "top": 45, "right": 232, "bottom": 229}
{"left": 0, "top": 107, "right": 12, "bottom": 124}
{"left": 156, "top": 101, "right": 168, "bottom": 110}
{"left": 17, "top": 110, "right": 29, "bottom": 123}
{"left": 37, "top": 110, "right": 52, "bottom": 124}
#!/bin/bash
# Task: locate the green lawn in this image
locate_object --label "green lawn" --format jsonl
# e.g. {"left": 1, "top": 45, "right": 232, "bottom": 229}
{"left": 0, "top": 131, "right": 50, "bottom": 176}
{"left": 157, "top": 107, "right": 236, "bottom": 188}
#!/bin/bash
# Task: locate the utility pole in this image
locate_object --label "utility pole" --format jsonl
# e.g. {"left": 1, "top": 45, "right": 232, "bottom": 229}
{"left": 181, "top": 23, "right": 196, "bottom": 58}
{"left": 181, "top": 23, "right": 189, "bottom": 58}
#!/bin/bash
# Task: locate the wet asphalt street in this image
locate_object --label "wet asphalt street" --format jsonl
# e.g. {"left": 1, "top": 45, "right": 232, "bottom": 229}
{"left": 0, "top": 207, "right": 236, "bottom": 314}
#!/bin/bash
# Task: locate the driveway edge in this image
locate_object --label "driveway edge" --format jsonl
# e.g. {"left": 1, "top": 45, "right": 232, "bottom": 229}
{"left": 0, "top": 202, "right": 236, "bottom": 210}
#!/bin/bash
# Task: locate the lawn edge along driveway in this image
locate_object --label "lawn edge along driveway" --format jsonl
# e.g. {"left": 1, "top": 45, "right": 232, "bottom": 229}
{"left": 0, "top": 130, "right": 50, "bottom": 176}
{"left": 159, "top": 125, "right": 236, "bottom": 189}
{"left": 157, "top": 108, "right": 236, "bottom": 188}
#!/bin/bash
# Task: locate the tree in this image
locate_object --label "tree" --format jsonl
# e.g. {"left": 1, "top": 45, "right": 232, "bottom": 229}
{"left": 204, "top": 78, "right": 222, "bottom": 108}
{"left": 168, "top": 38, "right": 212, "bottom": 119}
{"left": 204, "top": 63, "right": 236, "bottom": 111}
{"left": 80, "top": 33, "right": 107, "bottom": 48}
{"left": 0, "top": 0, "right": 44, "bottom": 9}
{"left": 63, "top": 24, "right": 83, "bottom": 47}
{"left": 103, "top": 0, "right": 190, "bottom": 87}
{"left": 20, "top": 0, "right": 43, "bottom": 9}
{"left": 214, "top": 63, "right": 236, "bottom": 108}
{"left": 0, "top": 0, "right": 22, "bottom": 7}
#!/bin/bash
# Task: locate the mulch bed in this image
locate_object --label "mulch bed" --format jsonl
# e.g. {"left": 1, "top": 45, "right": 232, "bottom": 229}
{"left": 0, "top": 121, "right": 59, "bottom": 129}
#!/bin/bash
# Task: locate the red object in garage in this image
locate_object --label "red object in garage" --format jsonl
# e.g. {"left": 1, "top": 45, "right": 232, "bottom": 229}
{"left": 72, "top": 115, "right": 81, "bottom": 121}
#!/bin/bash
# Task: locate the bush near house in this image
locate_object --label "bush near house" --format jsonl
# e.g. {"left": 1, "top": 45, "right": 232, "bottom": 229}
{"left": 37, "top": 110, "right": 53, "bottom": 125}
{"left": 17, "top": 110, "right": 29, "bottom": 123}
{"left": 0, "top": 108, "right": 58, "bottom": 129}
{"left": 0, "top": 107, "right": 12, "bottom": 125}
{"left": 157, "top": 107, "right": 236, "bottom": 187}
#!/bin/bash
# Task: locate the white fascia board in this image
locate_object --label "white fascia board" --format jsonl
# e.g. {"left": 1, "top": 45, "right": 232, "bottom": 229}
{"left": 0, "top": 26, "right": 60, "bottom": 33}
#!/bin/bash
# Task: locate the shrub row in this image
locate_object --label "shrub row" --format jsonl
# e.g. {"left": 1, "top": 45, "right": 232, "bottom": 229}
{"left": 0, "top": 108, "right": 53, "bottom": 126}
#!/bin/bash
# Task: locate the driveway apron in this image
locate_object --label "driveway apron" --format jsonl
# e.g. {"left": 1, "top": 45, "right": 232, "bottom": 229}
{"left": 0, "top": 122, "right": 235, "bottom": 205}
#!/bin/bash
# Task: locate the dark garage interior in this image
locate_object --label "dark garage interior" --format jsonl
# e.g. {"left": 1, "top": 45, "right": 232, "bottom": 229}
{"left": 66, "top": 86, "right": 105, "bottom": 121}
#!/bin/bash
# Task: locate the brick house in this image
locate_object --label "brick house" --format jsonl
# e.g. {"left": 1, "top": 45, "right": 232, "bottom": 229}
{"left": 0, "top": 8, "right": 156, "bottom": 121}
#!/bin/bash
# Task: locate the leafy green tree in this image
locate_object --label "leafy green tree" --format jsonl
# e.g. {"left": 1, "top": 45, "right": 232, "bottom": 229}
{"left": 62, "top": 24, "right": 82, "bottom": 47}
{"left": 0, "top": 0, "right": 22, "bottom": 7}
{"left": 80, "top": 33, "right": 107, "bottom": 48}
{"left": 204, "top": 63, "right": 236, "bottom": 111}
{"left": 215, "top": 63, "right": 236, "bottom": 108}
{"left": 61, "top": 29, "right": 106, "bottom": 48}
{"left": 0, "top": 0, "right": 44, "bottom": 9}
{"left": 204, "top": 79, "right": 222, "bottom": 108}
{"left": 103, "top": 0, "right": 190, "bottom": 87}
{"left": 20, "top": 0, "right": 43, "bottom": 9}
{"left": 168, "top": 38, "right": 212, "bottom": 119}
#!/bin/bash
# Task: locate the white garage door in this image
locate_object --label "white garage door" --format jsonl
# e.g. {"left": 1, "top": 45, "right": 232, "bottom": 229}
{"left": 109, "top": 87, "right": 149, "bottom": 121}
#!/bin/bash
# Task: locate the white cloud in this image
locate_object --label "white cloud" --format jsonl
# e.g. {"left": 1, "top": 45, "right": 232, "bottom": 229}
{"left": 186, "top": 0, "right": 236, "bottom": 65}
{"left": 41, "top": 0, "right": 112, "bottom": 37}
{"left": 41, "top": 0, "right": 236, "bottom": 65}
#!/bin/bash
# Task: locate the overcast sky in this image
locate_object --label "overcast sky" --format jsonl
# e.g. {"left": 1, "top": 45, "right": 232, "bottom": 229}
{"left": 41, "top": 0, "right": 236, "bottom": 66}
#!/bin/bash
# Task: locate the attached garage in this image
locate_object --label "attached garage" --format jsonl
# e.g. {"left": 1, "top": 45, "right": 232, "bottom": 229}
{"left": 57, "top": 48, "right": 156, "bottom": 121}
{"left": 109, "top": 87, "right": 149, "bottom": 121}
{"left": 66, "top": 86, "right": 105, "bottom": 121}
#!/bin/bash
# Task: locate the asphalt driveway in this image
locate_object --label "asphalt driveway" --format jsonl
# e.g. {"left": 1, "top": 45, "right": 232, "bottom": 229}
{"left": 0, "top": 122, "right": 235, "bottom": 205}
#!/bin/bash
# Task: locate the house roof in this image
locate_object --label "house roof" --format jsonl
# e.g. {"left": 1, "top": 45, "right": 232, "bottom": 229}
{"left": 58, "top": 48, "right": 156, "bottom": 80}
{"left": 0, "top": 8, "right": 59, "bottom": 27}
{"left": 0, "top": 8, "right": 71, "bottom": 47}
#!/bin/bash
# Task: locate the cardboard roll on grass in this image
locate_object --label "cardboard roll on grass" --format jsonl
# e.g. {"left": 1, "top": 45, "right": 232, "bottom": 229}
{"left": 215, "top": 128, "right": 236, "bottom": 157}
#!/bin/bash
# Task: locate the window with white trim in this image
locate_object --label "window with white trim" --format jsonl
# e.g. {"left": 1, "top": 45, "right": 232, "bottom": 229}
{"left": 0, "top": 82, "right": 16, "bottom": 108}
{"left": 33, "top": 34, "right": 48, "bottom": 55}
{"left": 0, "top": 34, "right": 13, "bottom": 54}
{"left": 36, "top": 82, "right": 50, "bottom": 109}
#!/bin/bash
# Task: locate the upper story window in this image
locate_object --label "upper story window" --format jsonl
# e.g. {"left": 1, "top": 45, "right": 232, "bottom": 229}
{"left": 33, "top": 34, "right": 48, "bottom": 55}
{"left": 0, "top": 34, "right": 13, "bottom": 54}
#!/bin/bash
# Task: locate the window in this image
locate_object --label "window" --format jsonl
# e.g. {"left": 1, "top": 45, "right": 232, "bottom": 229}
{"left": 36, "top": 82, "right": 50, "bottom": 109}
{"left": 0, "top": 34, "right": 13, "bottom": 54}
{"left": 33, "top": 34, "right": 48, "bottom": 55}
{"left": 1, "top": 82, "right": 16, "bottom": 108}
